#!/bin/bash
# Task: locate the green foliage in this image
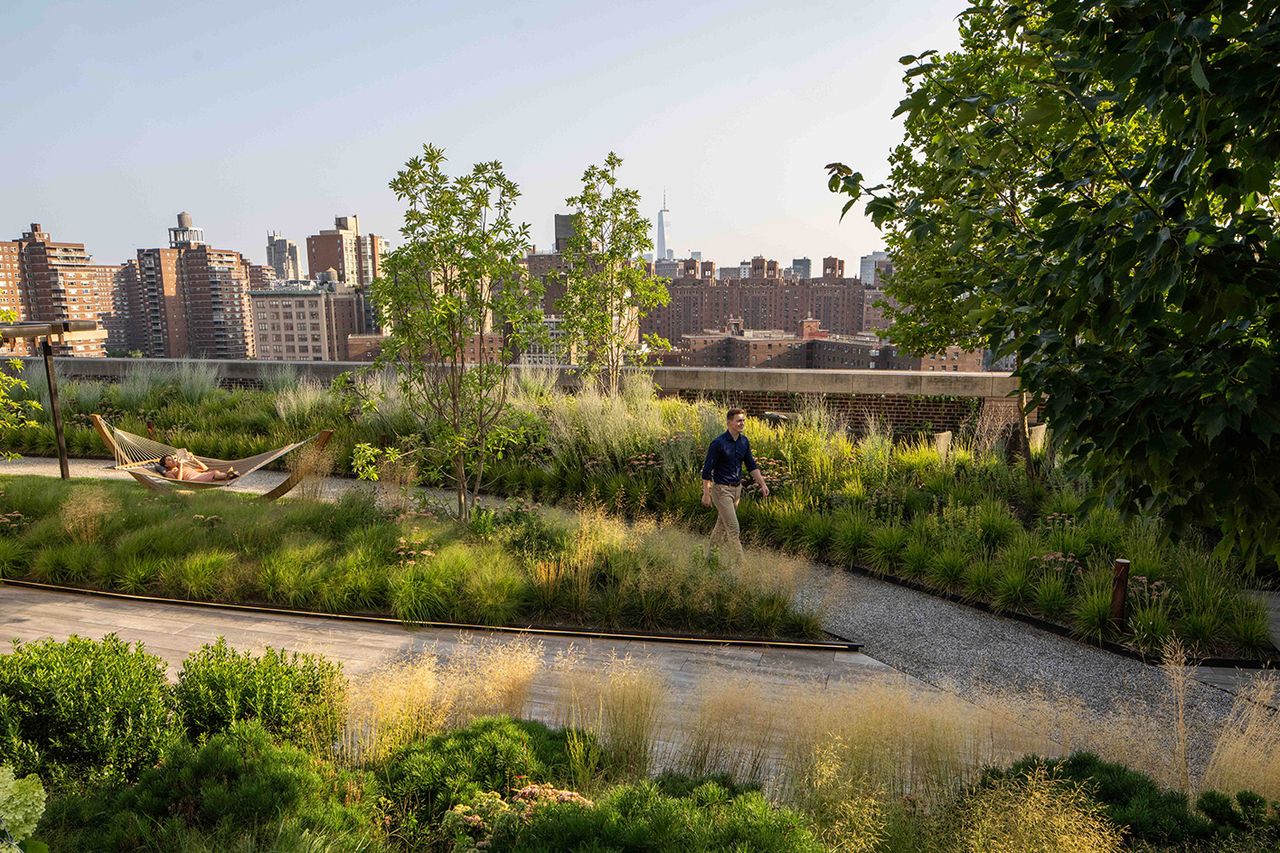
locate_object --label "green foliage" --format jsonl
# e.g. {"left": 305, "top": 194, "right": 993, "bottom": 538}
{"left": 0, "top": 353, "right": 43, "bottom": 461}
{"left": 379, "top": 717, "right": 577, "bottom": 845}
{"left": 555, "top": 152, "right": 671, "bottom": 394}
{"left": 829, "top": 0, "right": 1280, "bottom": 563}
{"left": 370, "top": 143, "right": 543, "bottom": 521}
{"left": 0, "top": 764, "right": 45, "bottom": 848}
{"left": 461, "top": 779, "right": 824, "bottom": 853}
{"left": 0, "top": 635, "right": 175, "bottom": 789}
{"left": 42, "top": 721, "right": 384, "bottom": 852}
{"left": 989, "top": 752, "right": 1280, "bottom": 847}
{"left": 174, "top": 639, "right": 345, "bottom": 749}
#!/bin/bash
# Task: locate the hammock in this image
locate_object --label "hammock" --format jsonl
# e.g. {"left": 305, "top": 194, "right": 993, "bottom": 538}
{"left": 89, "top": 414, "right": 333, "bottom": 501}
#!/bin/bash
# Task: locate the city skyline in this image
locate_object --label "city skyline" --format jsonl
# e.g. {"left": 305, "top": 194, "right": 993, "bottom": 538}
{"left": 1, "top": 0, "right": 967, "bottom": 269}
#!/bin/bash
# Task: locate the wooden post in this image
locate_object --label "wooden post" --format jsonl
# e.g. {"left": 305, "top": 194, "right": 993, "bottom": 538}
{"left": 1110, "top": 558, "right": 1131, "bottom": 628}
{"left": 933, "top": 430, "right": 952, "bottom": 459}
{"left": 41, "top": 338, "right": 69, "bottom": 480}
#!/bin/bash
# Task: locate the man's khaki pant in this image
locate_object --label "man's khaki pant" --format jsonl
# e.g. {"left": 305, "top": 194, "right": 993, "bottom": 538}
{"left": 707, "top": 483, "right": 744, "bottom": 565}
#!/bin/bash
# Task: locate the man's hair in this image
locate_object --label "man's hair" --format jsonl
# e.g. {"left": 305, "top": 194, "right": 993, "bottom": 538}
{"left": 726, "top": 407, "right": 746, "bottom": 421}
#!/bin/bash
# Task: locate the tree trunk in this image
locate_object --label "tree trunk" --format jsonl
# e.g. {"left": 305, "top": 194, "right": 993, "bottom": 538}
{"left": 1014, "top": 352, "right": 1037, "bottom": 480}
{"left": 454, "top": 453, "right": 468, "bottom": 521}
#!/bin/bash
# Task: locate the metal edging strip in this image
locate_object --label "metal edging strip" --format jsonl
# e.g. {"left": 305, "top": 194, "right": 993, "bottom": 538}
{"left": 0, "top": 578, "right": 863, "bottom": 652}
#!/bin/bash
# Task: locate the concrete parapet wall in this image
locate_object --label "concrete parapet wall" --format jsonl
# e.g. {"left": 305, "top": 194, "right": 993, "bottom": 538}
{"left": 18, "top": 358, "right": 1027, "bottom": 434}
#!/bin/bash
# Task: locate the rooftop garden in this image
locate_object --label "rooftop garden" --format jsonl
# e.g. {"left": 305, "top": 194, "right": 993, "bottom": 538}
{"left": 1, "top": 364, "right": 1273, "bottom": 660}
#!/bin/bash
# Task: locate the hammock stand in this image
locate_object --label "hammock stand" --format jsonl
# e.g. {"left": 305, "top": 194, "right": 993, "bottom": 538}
{"left": 89, "top": 414, "right": 333, "bottom": 502}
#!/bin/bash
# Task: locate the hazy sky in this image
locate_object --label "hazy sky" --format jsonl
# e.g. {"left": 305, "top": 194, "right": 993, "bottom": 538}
{"left": 1, "top": 0, "right": 966, "bottom": 269}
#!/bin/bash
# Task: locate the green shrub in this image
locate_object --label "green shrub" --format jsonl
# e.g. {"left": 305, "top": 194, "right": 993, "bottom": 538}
{"left": 174, "top": 639, "right": 344, "bottom": 749}
{"left": 466, "top": 779, "right": 824, "bottom": 853}
{"left": 380, "top": 717, "right": 578, "bottom": 846}
{"left": 0, "top": 634, "right": 175, "bottom": 789}
{"left": 982, "top": 753, "right": 1279, "bottom": 846}
{"left": 42, "top": 721, "right": 384, "bottom": 852}
{"left": 972, "top": 499, "right": 1020, "bottom": 553}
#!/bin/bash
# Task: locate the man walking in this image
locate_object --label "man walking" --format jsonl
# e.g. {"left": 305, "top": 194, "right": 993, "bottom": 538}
{"left": 701, "top": 407, "right": 769, "bottom": 565}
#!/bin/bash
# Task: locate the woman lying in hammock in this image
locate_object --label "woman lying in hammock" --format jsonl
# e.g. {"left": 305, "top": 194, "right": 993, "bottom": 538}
{"left": 160, "top": 450, "right": 239, "bottom": 482}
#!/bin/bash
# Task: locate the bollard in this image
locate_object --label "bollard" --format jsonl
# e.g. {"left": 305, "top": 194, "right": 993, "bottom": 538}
{"left": 1110, "top": 558, "right": 1131, "bottom": 629}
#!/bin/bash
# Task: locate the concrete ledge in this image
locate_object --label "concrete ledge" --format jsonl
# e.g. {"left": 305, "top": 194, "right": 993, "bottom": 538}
{"left": 13, "top": 358, "right": 1019, "bottom": 400}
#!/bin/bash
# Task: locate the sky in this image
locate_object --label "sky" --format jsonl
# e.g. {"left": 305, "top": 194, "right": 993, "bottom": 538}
{"left": 0, "top": 0, "right": 967, "bottom": 270}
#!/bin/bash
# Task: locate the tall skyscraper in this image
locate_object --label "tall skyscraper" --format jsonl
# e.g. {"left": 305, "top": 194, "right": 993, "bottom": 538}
{"left": 859, "top": 251, "right": 892, "bottom": 286}
{"left": 6, "top": 224, "right": 119, "bottom": 356}
{"left": 655, "top": 193, "right": 671, "bottom": 261}
{"left": 266, "top": 232, "right": 301, "bottom": 281}
{"left": 131, "top": 213, "right": 255, "bottom": 359}
{"left": 792, "top": 258, "right": 812, "bottom": 279}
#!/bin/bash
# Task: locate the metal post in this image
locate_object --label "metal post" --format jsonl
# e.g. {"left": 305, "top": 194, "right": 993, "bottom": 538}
{"left": 41, "top": 338, "right": 70, "bottom": 480}
{"left": 1110, "top": 558, "right": 1131, "bottom": 629}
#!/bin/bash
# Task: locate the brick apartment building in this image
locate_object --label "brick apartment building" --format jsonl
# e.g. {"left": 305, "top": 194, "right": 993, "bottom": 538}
{"left": 130, "top": 213, "right": 255, "bottom": 359}
{"left": 669, "top": 318, "right": 985, "bottom": 372}
{"left": 250, "top": 284, "right": 367, "bottom": 361}
{"left": 2, "top": 224, "right": 121, "bottom": 356}
{"left": 306, "top": 215, "right": 385, "bottom": 287}
{"left": 642, "top": 274, "right": 866, "bottom": 343}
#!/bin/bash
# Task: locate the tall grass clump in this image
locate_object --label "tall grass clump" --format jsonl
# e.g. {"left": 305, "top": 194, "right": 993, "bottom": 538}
{"left": 170, "top": 360, "right": 220, "bottom": 405}
{"left": 560, "top": 654, "right": 666, "bottom": 781}
{"left": 1201, "top": 674, "right": 1280, "bottom": 800}
{"left": 339, "top": 637, "right": 541, "bottom": 765}
{"left": 958, "top": 766, "right": 1124, "bottom": 852}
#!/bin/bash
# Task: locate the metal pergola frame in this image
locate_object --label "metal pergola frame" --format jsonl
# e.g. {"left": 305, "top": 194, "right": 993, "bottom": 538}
{"left": 1, "top": 320, "right": 99, "bottom": 479}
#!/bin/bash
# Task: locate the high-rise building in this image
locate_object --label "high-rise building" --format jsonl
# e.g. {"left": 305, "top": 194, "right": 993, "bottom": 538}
{"left": 0, "top": 242, "right": 23, "bottom": 323}
{"left": 249, "top": 264, "right": 277, "bottom": 290}
{"left": 553, "top": 214, "right": 576, "bottom": 253}
{"left": 266, "top": 232, "right": 301, "bottom": 281}
{"left": 131, "top": 213, "right": 255, "bottom": 359}
{"left": 823, "top": 256, "right": 846, "bottom": 279}
{"left": 792, "top": 258, "right": 812, "bottom": 280}
{"left": 306, "top": 215, "right": 385, "bottom": 287}
{"left": 6, "top": 224, "right": 119, "bottom": 356}
{"left": 859, "top": 251, "right": 892, "bottom": 286}
{"left": 655, "top": 194, "right": 670, "bottom": 261}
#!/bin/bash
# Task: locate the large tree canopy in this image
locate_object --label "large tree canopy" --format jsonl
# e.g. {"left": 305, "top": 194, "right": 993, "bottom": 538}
{"left": 830, "top": 0, "right": 1280, "bottom": 561}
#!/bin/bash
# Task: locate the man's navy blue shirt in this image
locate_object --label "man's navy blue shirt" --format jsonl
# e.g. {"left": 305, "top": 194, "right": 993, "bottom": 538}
{"left": 701, "top": 431, "right": 758, "bottom": 485}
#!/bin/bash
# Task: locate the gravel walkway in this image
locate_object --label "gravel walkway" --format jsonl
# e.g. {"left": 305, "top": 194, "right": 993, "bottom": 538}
{"left": 800, "top": 565, "right": 1276, "bottom": 776}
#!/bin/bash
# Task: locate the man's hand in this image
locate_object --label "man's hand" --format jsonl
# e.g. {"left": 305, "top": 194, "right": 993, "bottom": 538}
{"left": 702, "top": 481, "right": 713, "bottom": 507}
{"left": 751, "top": 470, "right": 769, "bottom": 499}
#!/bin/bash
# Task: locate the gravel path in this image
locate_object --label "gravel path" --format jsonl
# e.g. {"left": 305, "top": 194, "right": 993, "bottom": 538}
{"left": 800, "top": 565, "right": 1276, "bottom": 776}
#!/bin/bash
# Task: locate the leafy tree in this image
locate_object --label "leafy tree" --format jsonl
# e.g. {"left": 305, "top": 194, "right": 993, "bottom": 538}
{"left": 556, "top": 153, "right": 670, "bottom": 395}
{"left": 829, "top": 0, "right": 1280, "bottom": 562}
{"left": 370, "top": 144, "right": 544, "bottom": 521}
{"left": 0, "top": 310, "right": 42, "bottom": 461}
